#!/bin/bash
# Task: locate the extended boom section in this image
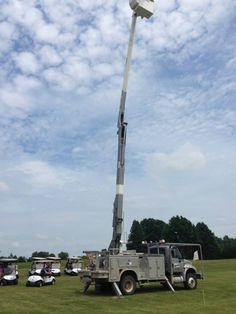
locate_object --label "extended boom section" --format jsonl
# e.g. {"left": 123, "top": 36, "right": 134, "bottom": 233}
{"left": 109, "top": 14, "right": 137, "bottom": 253}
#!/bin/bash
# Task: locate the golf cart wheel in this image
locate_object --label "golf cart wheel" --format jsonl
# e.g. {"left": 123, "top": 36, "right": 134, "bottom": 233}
{"left": 37, "top": 281, "right": 43, "bottom": 287}
{"left": 14, "top": 279, "right": 18, "bottom": 285}
{"left": 184, "top": 273, "right": 197, "bottom": 290}
{"left": 51, "top": 279, "right": 55, "bottom": 285}
{"left": 120, "top": 275, "right": 136, "bottom": 295}
{"left": 0, "top": 280, "right": 5, "bottom": 286}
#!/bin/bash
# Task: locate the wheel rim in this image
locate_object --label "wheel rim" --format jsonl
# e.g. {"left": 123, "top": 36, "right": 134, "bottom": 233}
{"left": 124, "top": 280, "right": 133, "bottom": 293}
{"left": 188, "top": 277, "right": 196, "bottom": 289}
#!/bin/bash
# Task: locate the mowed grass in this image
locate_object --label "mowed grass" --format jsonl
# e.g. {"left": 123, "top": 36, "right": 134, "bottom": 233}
{"left": 1, "top": 259, "right": 235, "bottom": 314}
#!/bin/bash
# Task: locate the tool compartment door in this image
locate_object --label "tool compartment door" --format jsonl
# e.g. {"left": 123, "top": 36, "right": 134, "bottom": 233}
{"left": 147, "top": 256, "right": 165, "bottom": 279}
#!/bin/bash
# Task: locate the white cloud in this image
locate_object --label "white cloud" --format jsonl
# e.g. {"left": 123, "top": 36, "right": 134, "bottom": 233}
{"left": 39, "top": 46, "right": 62, "bottom": 66}
{"left": 147, "top": 143, "right": 206, "bottom": 172}
{"left": 0, "top": 181, "right": 10, "bottom": 192}
{"left": 0, "top": 75, "right": 41, "bottom": 112}
{"left": 1, "top": 1, "right": 43, "bottom": 28}
{"left": 0, "top": 87, "right": 30, "bottom": 109}
{"left": 0, "top": 21, "right": 16, "bottom": 54}
{"left": 35, "top": 23, "right": 60, "bottom": 44}
{"left": 43, "top": 68, "right": 75, "bottom": 90}
{"left": 14, "top": 52, "right": 40, "bottom": 75}
{"left": 17, "top": 160, "right": 67, "bottom": 188}
{"left": 72, "top": 147, "right": 81, "bottom": 154}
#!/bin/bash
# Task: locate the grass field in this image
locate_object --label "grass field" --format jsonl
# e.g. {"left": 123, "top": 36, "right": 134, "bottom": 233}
{"left": 1, "top": 259, "right": 235, "bottom": 314}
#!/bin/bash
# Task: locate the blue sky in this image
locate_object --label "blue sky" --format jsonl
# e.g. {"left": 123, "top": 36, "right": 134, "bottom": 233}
{"left": 0, "top": 0, "right": 236, "bottom": 257}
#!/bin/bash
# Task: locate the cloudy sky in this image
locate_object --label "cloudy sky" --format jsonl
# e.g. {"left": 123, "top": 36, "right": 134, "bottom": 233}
{"left": 0, "top": 0, "right": 236, "bottom": 257}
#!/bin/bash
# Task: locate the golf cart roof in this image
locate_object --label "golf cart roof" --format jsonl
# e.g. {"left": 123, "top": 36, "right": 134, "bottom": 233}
{"left": 32, "top": 257, "right": 60, "bottom": 261}
{"left": 48, "top": 257, "right": 61, "bottom": 261}
{"left": 31, "top": 258, "right": 54, "bottom": 263}
{"left": 68, "top": 257, "right": 81, "bottom": 261}
{"left": 0, "top": 258, "right": 18, "bottom": 263}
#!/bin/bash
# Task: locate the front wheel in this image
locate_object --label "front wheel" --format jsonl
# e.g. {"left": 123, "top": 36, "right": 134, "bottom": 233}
{"left": 37, "top": 281, "right": 43, "bottom": 287}
{"left": 184, "top": 273, "right": 197, "bottom": 290}
{"left": 120, "top": 275, "right": 136, "bottom": 295}
{"left": 0, "top": 280, "right": 6, "bottom": 286}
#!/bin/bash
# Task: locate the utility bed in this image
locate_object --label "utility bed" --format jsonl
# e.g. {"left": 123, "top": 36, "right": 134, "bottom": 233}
{"left": 80, "top": 251, "right": 169, "bottom": 295}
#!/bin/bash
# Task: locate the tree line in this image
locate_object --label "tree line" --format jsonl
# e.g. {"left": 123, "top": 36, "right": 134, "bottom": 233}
{"left": 128, "top": 216, "right": 236, "bottom": 259}
{"left": 0, "top": 251, "right": 70, "bottom": 262}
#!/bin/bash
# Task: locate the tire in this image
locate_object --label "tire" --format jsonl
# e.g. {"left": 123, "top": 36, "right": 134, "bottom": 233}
{"left": 51, "top": 279, "right": 55, "bottom": 285}
{"left": 184, "top": 273, "right": 197, "bottom": 290}
{"left": 37, "top": 281, "right": 43, "bottom": 287}
{"left": 14, "top": 279, "right": 18, "bottom": 285}
{"left": 120, "top": 275, "right": 136, "bottom": 295}
{"left": 0, "top": 280, "right": 6, "bottom": 286}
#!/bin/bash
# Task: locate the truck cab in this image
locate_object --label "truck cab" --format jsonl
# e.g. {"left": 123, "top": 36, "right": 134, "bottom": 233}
{"left": 148, "top": 242, "right": 203, "bottom": 289}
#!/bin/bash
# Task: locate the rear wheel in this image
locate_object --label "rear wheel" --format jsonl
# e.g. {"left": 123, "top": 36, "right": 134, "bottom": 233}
{"left": 120, "top": 275, "right": 136, "bottom": 295}
{"left": 51, "top": 279, "right": 55, "bottom": 285}
{"left": 184, "top": 273, "right": 197, "bottom": 290}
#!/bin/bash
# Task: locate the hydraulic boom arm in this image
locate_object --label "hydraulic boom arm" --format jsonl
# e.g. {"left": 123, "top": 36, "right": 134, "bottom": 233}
{"left": 108, "top": 14, "right": 137, "bottom": 252}
{"left": 108, "top": 0, "right": 154, "bottom": 253}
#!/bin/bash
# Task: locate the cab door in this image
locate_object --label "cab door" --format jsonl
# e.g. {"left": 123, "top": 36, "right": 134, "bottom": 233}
{"left": 171, "top": 247, "right": 185, "bottom": 274}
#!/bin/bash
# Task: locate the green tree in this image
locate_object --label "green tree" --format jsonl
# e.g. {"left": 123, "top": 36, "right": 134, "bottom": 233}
{"left": 58, "top": 251, "right": 69, "bottom": 260}
{"left": 127, "top": 220, "right": 144, "bottom": 252}
{"left": 217, "top": 236, "right": 236, "bottom": 259}
{"left": 140, "top": 218, "right": 166, "bottom": 242}
{"left": 196, "top": 222, "right": 220, "bottom": 259}
{"left": 8, "top": 253, "right": 17, "bottom": 259}
{"left": 31, "top": 251, "right": 55, "bottom": 258}
{"left": 18, "top": 256, "right": 27, "bottom": 262}
{"left": 162, "top": 215, "right": 198, "bottom": 243}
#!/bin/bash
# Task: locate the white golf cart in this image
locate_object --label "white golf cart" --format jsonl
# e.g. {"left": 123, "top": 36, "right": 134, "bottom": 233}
{"left": 26, "top": 259, "right": 55, "bottom": 287}
{"left": 29, "top": 256, "right": 61, "bottom": 276}
{"left": 64, "top": 257, "right": 82, "bottom": 276}
{"left": 48, "top": 257, "right": 61, "bottom": 276}
{"left": 28, "top": 257, "right": 46, "bottom": 275}
{"left": 0, "top": 258, "right": 18, "bottom": 286}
